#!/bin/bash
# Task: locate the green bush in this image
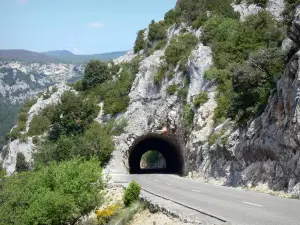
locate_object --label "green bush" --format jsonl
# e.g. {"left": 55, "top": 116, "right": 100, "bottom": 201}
{"left": 134, "top": 29, "right": 146, "bottom": 53}
{"left": 123, "top": 181, "right": 141, "bottom": 207}
{"left": 164, "top": 8, "right": 181, "bottom": 25}
{"left": 167, "top": 84, "right": 178, "bottom": 95}
{"left": 34, "top": 122, "right": 114, "bottom": 166}
{"left": 208, "top": 129, "right": 226, "bottom": 146}
{"left": 200, "top": 10, "right": 285, "bottom": 124}
{"left": 28, "top": 115, "right": 51, "bottom": 136}
{"left": 183, "top": 104, "right": 194, "bottom": 130}
{"left": 82, "top": 60, "right": 109, "bottom": 90}
{"left": 165, "top": 33, "right": 198, "bottom": 69}
{"left": 0, "top": 158, "right": 104, "bottom": 225}
{"left": 193, "top": 92, "right": 209, "bottom": 107}
{"left": 154, "top": 63, "right": 169, "bottom": 84}
{"left": 15, "top": 152, "right": 30, "bottom": 172}
{"left": 148, "top": 20, "right": 167, "bottom": 43}
{"left": 84, "top": 123, "right": 115, "bottom": 165}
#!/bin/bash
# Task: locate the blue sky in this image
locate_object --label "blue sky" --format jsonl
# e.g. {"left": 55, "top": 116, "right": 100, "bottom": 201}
{"left": 1, "top": 0, "right": 176, "bottom": 54}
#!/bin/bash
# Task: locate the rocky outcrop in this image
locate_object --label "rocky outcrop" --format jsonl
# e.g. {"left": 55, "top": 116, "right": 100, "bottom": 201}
{"left": 189, "top": 6, "right": 300, "bottom": 198}
{"left": 1, "top": 138, "right": 34, "bottom": 175}
{"left": 233, "top": 0, "right": 284, "bottom": 21}
{"left": 0, "top": 61, "right": 83, "bottom": 104}
{"left": 104, "top": 25, "right": 213, "bottom": 174}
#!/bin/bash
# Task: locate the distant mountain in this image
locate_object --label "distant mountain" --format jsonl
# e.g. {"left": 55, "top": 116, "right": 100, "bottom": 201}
{"left": 0, "top": 49, "right": 59, "bottom": 63}
{"left": 0, "top": 49, "right": 127, "bottom": 64}
{"left": 41, "top": 50, "right": 127, "bottom": 63}
{"left": 42, "top": 50, "right": 74, "bottom": 58}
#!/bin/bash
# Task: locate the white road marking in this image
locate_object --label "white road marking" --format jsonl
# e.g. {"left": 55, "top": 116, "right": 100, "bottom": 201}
{"left": 192, "top": 190, "right": 202, "bottom": 193}
{"left": 242, "top": 201, "right": 263, "bottom": 207}
{"left": 154, "top": 179, "right": 159, "bottom": 182}
{"left": 166, "top": 183, "right": 172, "bottom": 186}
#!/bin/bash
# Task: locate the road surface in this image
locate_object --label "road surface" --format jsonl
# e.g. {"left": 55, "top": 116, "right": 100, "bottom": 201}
{"left": 111, "top": 174, "right": 300, "bottom": 225}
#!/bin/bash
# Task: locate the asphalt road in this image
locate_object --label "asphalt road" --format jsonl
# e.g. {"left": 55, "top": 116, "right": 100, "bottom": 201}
{"left": 111, "top": 174, "right": 300, "bottom": 225}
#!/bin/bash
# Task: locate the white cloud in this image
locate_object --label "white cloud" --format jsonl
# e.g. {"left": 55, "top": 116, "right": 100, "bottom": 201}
{"left": 16, "top": 0, "right": 28, "bottom": 4}
{"left": 87, "top": 22, "right": 104, "bottom": 29}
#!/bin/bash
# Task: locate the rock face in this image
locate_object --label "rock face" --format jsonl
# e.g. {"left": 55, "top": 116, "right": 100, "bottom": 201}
{"left": 0, "top": 60, "right": 83, "bottom": 104}
{"left": 188, "top": 6, "right": 300, "bottom": 198}
{"left": 106, "top": 1, "right": 300, "bottom": 198}
{"left": 104, "top": 25, "right": 213, "bottom": 174}
{"left": 233, "top": 0, "right": 284, "bottom": 21}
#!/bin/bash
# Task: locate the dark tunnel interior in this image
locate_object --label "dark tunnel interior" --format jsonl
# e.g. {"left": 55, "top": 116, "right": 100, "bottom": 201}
{"left": 128, "top": 133, "right": 184, "bottom": 174}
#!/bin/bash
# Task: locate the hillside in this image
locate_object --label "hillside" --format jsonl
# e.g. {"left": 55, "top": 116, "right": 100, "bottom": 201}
{"left": 0, "top": 49, "right": 59, "bottom": 63}
{"left": 0, "top": 49, "right": 127, "bottom": 64}
{"left": 1, "top": 0, "right": 300, "bottom": 224}
{"left": 42, "top": 50, "right": 127, "bottom": 63}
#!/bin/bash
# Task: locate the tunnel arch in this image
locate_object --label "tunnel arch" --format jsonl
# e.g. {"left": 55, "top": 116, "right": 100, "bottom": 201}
{"left": 128, "top": 133, "right": 184, "bottom": 174}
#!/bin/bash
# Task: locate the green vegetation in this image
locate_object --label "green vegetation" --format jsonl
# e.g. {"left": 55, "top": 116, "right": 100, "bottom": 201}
{"left": 208, "top": 129, "right": 226, "bottom": 146}
{"left": 28, "top": 115, "right": 51, "bottom": 136}
{"left": 183, "top": 104, "right": 194, "bottom": 130}
{"left": 148, "top": 20, "right": 167, "bottom": 43}
{"left": 201, "top": 10, "right": 285, "bottom": 124}
{"left": 123, "top": 181, "right": 141, "bottom": 207}
{"left": 109, "top": 202, "right": 145, "bottom": 225}
{"left": 82, "top": 60, "right": 109, "bottom": 90}
{"left": 0, "top": 158, "right": 104, "bottom": 225}
{"left": 85, "top": 56, "right": 141, "bottom": 115}
{"left": 193, "top": 92, "right": 209, "bottom": 108}
{"left": 15, "top": 152, "right": 30, "bottom": 172}
{"left": 134, "top": 29, "right": 146, "bottom": 53}
{"left": 141, "top": 150, "right": 161, "bottom": 166}
{"left": 167, "top": 84, "right": 178, "bottom": 95}
{"left": 165, "top": 33, "right": 198, "bottom": 69}
{"left": 6, "top": 98, "right": 37, "bottom": 141}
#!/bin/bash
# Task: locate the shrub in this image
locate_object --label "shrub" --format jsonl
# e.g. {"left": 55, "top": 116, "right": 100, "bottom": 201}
{"left": 73, "top": 80, "right": 84, "bottom": 91}
{"left": 193, "top": 92, "right": 209, "bottom": 107}
{"left": 134, "top": 29, "right": 146, "bottom": 53}
{"left": 15, "top": 152, "right": 30, "bottom": 172}
{"left": 208, "top": 129, "right": 226, "bottom": 146}
{"left": 123, "top": 181, "right": 141, "bottom": 207}
{"left": 183, "top": 104, "right": 194, "bottom": 130}
{"left": 96, "top": 204, "right": 121, "bottom": 225}
{"left": 28, "top": 115, "right": 51, "bottom": 136}
{"left": 201, "top": 10, "right": 285, "bottom": 124}
{"left": 0, "top": 161, "right": 6, "bottom": 178}
{"left": 164, "top": 8, "right": 181, "bottom": 25}
{"left": 154, "top": 63, "right": 169, "bottom": 84}
{"left": 0, "top": 158, "right": 104, "bottom": 225}
{"left": 84, "top": 123, "right": 115, "bottom": 165}
{"left": 165, "top": 33, "right": 198, "bottom": 69}
{"left": 148, "top": 20, "right": 167, "bottom": 43}
{"left": 83, "top": 60, "right": 109, "bottom": 90}
{"left": 167, "top": 84, "right": 178, "bottom": 95}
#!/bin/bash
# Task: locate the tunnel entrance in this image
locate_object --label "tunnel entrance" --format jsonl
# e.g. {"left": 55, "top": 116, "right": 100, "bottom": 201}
{"left": 128, "top": 133, "right": 184, "bottom": 174}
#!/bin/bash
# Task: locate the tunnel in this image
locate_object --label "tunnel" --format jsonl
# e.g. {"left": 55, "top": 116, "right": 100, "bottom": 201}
{"left": 128, "top": 133, "right": 184, "bottom": 174}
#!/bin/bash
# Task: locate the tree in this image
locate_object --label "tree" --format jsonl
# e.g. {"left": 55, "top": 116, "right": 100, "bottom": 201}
{"left": 84, "top": 123, "right": 115, "bottom": 165}
{"left": 82, "top": 60, "right": 109, "bottom": 90}
{"left": 28, "top": 115, "right": 51, "bottom": 136}
{"left": 0, "top": 158, "right": 104, "bottom": 225}
{"left": 15, "top": 152, "right": 30, "bottom": 172}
